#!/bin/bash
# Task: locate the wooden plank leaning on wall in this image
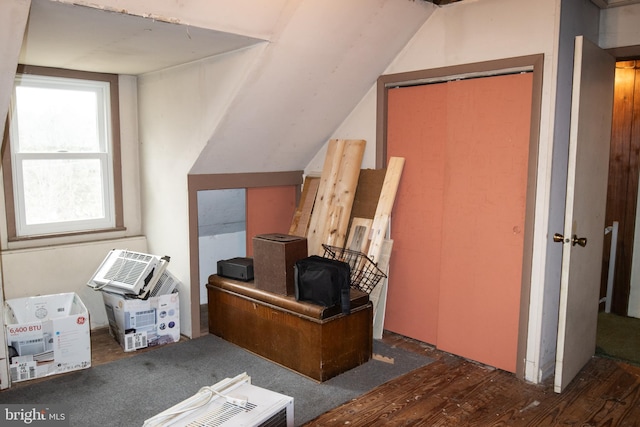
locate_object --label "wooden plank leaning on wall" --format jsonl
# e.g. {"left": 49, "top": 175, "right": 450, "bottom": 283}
{"left": 306, "top": 139, "right": 366, "bottom": 256}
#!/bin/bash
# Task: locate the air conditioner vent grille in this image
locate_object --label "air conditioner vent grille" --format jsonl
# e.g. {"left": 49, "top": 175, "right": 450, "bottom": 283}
{"left": 185, "top": 402, "right": 258, "bottom": 427}
{"left": 123, "top": 252, "right": 155, "bottom": 263}
{"left": 259, "top": 407, "right": 288, "bottom": 427}
{"left": 149, "top": 270, "right": 179, "bottom": 298}
{"left": 105, "top": 256, "right": 151, "bottom": 286}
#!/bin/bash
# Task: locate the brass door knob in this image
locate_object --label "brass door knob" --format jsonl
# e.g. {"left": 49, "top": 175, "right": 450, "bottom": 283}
{"left": 553, "top": 233, "right": 587, "bottom": 247}
{"left": 572, "top": 235, "right": 587, "bottom": 247}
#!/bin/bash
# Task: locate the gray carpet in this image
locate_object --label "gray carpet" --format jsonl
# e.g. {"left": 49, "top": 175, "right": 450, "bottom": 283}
{"left": 0, "top": 334, "right": 432, "bottom": 426}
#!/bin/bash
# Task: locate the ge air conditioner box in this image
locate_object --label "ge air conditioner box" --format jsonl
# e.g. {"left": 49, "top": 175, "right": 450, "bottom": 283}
{"left": 143, "top": 373, "right": 294, "bottom": 427}
{"left": 102, "top": 292, "right": 180, "bottom": 352}
{"left": 4, "top": 293, "right": 91, "bottom": 384}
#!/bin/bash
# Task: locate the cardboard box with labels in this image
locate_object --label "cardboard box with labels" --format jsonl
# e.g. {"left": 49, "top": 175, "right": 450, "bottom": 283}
{"left": 4, "top": 292, "right": 91, "bottom": 384}
{"left": 102, "top": 292, "right": 180, "bottom": 352}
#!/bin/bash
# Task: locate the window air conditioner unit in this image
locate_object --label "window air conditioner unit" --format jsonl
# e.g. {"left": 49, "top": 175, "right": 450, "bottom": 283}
{"left": 10, "top": 333, "right": 53, "bottom": 359}
{"left": 143, "top": 372, "right": 294, "bottom": 427}
{"left": 146, "top": 269, "right": 180, "bottom": 299}
{"left": 87, "top": 250, "right": 169, "bottom": 298}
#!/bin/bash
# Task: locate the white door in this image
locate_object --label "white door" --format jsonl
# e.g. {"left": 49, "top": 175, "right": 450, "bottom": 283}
{"left": 554, "top": 36, "right": 615, "bottom": 393}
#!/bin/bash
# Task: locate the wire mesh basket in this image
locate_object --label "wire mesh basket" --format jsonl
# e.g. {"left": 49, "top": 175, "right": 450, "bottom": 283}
{"left": 322, "top": 244, "right": 387, "bottom": 294}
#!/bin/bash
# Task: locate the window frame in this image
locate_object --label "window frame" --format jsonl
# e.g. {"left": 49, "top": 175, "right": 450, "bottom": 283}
{"left": 2, "top": 65, "right": 124, "bottom": 241}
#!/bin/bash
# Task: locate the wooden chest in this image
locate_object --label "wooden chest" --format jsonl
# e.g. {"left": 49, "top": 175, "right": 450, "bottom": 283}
{"left": 207, "top": 275, "right": 372, "bottom": 382}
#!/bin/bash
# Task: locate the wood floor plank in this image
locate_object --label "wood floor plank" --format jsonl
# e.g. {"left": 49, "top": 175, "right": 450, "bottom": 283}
{"left": 308, "top": 359, "right": 487, "bottom": 425}
{"left": 522, "top": 358, "right": 619, "bottom": 425}
{"left": 303, "top": 333, "right": 640, "bottom": 427}
{"left": 523, "top": 357, "right": 640, "bottom": 427}
{"left": 439, "top": 370, "right": 548, "bottom": 426}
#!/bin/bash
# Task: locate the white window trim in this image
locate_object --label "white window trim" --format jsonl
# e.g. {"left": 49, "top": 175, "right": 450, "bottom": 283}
{"left": 3, "top": 65, "right": 124, "bottom": 242}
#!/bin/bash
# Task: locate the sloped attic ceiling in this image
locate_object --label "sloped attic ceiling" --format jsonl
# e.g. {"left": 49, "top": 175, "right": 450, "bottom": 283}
{"left": 190, "top": 0, "right": 439, "bottom": 174}
{"left": 19, "top": 0, "right": 442, "bottom": 175}
{"left": 19, "top": 0, "right": 266, "bottom": 75}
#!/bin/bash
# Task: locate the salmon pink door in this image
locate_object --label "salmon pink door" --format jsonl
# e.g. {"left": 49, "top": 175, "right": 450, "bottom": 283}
{"left": 385, "top": 72, "right": 533, "bottom": 373}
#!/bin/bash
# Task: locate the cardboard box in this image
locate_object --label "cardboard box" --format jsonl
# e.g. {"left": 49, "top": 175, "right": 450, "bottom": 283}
{"left": 102, "top": 292, "right": 180, "bottom": 352}
{"left": 4, "top": 293, "right": 91, "bottom": 383}
{"left": 0, "top": 358, "right": 8, "bottom": 390}
{"left": 253, "top": 234, "right": 308, "bottom": 295}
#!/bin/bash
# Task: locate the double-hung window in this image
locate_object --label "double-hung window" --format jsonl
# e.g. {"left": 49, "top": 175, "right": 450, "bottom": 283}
{"left": 3, "top": 66, "right": 123, "bottom": 240}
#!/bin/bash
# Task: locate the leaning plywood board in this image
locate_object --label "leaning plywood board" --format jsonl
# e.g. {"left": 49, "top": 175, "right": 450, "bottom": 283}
{"left": 307, "top": 139, "right": 366, "bottom": 255}
{"left": 347, "top": 217, "right": 373, "bottom": 253}
{"left": 371, "top": 278, "right": 388, "bottom": 340}
{"left": 367, "top": 157, "right": 405, "bottom": 264}
{"left": 346, "top": 168, "right": 386, "bottom": 254}
{"left": 289, "top": 175, "right": 320, "bottom": 237}
{"left": 324, "top": 140, "right": 366, "bottom": 248}
{"left": 375, "top": 238, "right": 393, "bottom": 274}
{"left": 350, "top": 169, "right": 387, "bottom": 221}
{"left": 370, "top": 239, "right": 393, "bottom": 339}
{"left": 307, "top": 140, "right": 345, "bottom": 254}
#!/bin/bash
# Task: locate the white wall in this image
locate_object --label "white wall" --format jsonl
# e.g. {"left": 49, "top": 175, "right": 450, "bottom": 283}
{"left": 306, "top": 85, "right": 379, "bottom": 174}
{"left": 2, "top": 236, "right": 148, "bottom": 329}
{"left": 0, "top": 0, "right": 30, "bottom": 387}
{"left": 321, "top": 0, "right": 562, "bottom": 172}
{"left": 189, "top": 0, "right": 436, "bottom": 175}
{"left": 0, "top": 0, "right": 29, "bottom": 139}
{"left": 198, "top": 232, "right": 245, "bottom": 304}
{"left": 197, "top": 188, "right": 246, "bottom": 304}
{"left": 137, "top": 46, "right": 264, "bottom": 336}
{"left": 311, "top": 0, "right": 562, "bottom": 173}
{"left": 0, "top": 52, "right": 145, "bottom": 330}
{"left": 323, "top": 0, "right": 562, "bottom": 384}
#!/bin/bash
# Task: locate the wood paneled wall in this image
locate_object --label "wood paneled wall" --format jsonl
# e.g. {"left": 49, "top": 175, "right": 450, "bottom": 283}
{"left": 603, "top": 60, "right": 640, "bottom": 315}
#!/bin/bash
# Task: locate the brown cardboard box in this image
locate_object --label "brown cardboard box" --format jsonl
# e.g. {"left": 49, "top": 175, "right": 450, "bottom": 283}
{"left": 253, "top": 234, "right": 308, "bottom": 295}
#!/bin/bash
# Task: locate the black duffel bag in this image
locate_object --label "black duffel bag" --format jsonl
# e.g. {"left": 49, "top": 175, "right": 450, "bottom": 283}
{"left": 294, "top": 255, "right": 351, "bottom": 315}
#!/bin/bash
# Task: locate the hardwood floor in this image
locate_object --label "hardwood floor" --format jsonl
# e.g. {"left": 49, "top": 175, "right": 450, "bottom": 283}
{"left": 305, "top": 333, "right": 640, "bottom": 426}
{"left": 9, "top": 308, "right": 640, "bottom": 426}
